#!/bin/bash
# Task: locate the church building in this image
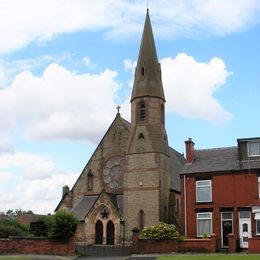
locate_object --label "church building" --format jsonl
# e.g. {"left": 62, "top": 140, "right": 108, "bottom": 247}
{"left": 55, "top": 10, "right": 185, "bottom": 245}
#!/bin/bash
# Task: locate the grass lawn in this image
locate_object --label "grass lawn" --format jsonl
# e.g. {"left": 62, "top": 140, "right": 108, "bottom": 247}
{"left": 158, "top": 254, "right": 260, "bottom": 260}
{"left": 0, "top": 257, "right": 30, "bottom": 260}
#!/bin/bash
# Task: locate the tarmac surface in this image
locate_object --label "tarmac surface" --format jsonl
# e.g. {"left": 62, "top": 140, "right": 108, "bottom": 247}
{"left": 76, "top": 257, "right": 156, "bottom": 260}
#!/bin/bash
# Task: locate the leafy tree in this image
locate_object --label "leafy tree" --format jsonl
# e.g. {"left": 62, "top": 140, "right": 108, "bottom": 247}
{"left": 50, "top": 210, "right": 79, "bottom": 241}
{"left": 141, "top": 222, "right": 183, "bottom": 240}
{"left": 6, "top": 209, "right": 34, "bottom": 219}
{"left": 0, "top": 218, "right": 29, "bottom": 238}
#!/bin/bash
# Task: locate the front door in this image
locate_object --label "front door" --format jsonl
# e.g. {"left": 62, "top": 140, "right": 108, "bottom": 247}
{"left": 221, "top": 212, "right": 233, "bottom": 247}
{"left": 239, "top": 211, "right": 251, "bottom": 248}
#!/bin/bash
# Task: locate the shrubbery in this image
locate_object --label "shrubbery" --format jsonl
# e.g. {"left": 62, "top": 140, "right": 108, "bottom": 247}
{"left": 0, "top": 218, "right": 29, "bottom": 238}
{"left": 141, "top": 222, "right": 182, "bottom": 240}
{"left": 50, "top": 210, "right": 79, "bottom": 241}
{"left": 32, "top": 210, "right": 79, "bottom": 241}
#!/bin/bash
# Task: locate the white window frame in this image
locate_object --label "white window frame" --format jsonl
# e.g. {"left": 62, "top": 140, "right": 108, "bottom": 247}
{"left": 196, "top": 180, "right": 212, "bottom": 203}
{"left": 197, "top": 212, "right": 212, "bottom": 237}
{"left": 248, "top": 142, "right": 260, "bottom": 157}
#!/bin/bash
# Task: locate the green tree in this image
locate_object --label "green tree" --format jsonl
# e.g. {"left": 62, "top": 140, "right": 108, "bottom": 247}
{"left": 50, "top": 210, "right": 79, "bottom": 241}
{"left": 0, "top": 218, "right": 29, "bottom": 238}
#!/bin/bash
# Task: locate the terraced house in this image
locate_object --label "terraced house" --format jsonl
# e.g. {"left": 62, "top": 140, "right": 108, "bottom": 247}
{"left": 181, "top": 137, "right": 260, "bottom": 251}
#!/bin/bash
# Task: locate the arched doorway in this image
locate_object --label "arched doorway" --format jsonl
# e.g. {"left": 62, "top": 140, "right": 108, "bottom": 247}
{"left": 106, "top": 220, "right": 115, "bottom": 245}
{"left": 95, "top": 220, "right": 103, "bottom": 244}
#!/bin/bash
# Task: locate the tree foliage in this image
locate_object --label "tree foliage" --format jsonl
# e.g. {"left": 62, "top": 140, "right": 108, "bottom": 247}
{"left": 50, "top": 210, "right": 79, "bottom": 241}
{"left": 141, "top": 222, "right": 182, "bottom": 240}
{"left": 31, "top": 210, "right": 79, "bottom": 241}
{"left": 0, "top": 218, "right": 29, "bottom": 238}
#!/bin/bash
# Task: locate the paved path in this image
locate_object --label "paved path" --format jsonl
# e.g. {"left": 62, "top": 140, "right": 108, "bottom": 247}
{"left": 75, "top": 257, "right": 125, "bottom": 260}
{"left": 76, "top": 256, "right": 156, "bottom": 260}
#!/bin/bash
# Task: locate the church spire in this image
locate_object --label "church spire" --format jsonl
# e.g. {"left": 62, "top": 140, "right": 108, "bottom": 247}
{"left": 131, "top": 9, "right": 165, "bottom": 102}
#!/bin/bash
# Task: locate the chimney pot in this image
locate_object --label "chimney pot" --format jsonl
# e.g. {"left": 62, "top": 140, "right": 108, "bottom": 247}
{"left": 62, "top": 185, "right": 70, "bottom": 197}
{"left": 185, "top": 138, "right": 195, "bottom": 163}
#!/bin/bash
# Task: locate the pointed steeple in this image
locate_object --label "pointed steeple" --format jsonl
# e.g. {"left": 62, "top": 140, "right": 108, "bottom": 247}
{"left": 131, "top": 9, "right": 165, "bottom": 102}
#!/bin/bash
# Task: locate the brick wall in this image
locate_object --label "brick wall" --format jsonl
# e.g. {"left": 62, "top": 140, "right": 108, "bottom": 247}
{"left": 132, "top": 229, "right": 216, "bottom": 254}
{"left": 0, "top": 236, "right": 75, "bottom": 255}
{"left": 249, "top": 237, "right": 260, "bottom": 253}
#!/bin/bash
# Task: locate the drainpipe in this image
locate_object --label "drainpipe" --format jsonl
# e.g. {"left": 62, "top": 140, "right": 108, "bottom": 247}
{"left": 184, "top": 174, "right": 187, "bottom": 237}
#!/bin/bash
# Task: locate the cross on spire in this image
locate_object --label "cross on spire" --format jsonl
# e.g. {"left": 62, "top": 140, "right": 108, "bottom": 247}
{"left": 116, "top": 105, "right": 121, "bottom": 115}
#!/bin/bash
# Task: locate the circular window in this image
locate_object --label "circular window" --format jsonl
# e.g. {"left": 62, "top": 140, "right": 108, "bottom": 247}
{"left": 102, "top": 156, "right": 125, "bottom": 189}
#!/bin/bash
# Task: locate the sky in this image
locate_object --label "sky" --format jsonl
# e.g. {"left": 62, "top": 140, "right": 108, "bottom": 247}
{"left": 0, "top": 0, "right": 259, "bottom": 214}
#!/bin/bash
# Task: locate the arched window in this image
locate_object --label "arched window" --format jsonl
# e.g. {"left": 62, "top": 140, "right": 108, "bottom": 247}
{"left": 139, "top": 102, "right": 146, "bottom": 121}
{"left": 106, "top": 220, "right": 115, "bottom": 245}
{"left": 139, "top": 210, "right": 144, "bottom": 231}
{"left": 95, "top": 220, "right": 103, "bottom": 244}
{"left": 87, "top": 171, "right": 93, "bottom": 191}
{"left": 161, "top": 104, "right": 165, "bottom": 125}
{"left": 141, "top": 66, "right": 145, "bottom": 77}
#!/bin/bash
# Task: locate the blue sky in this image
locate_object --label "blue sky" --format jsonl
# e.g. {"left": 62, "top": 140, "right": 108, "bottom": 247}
{"left": 0, "top": 0, "right": 259, "bottom": 214}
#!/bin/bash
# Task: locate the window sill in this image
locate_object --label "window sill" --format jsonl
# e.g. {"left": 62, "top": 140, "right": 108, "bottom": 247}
{"left": 196, "top": 201, "right": 213, "bottom": 205}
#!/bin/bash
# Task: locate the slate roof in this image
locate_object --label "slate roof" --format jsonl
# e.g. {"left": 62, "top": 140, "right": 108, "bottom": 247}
{"left": 70, "top": 193, "right": 124, "bottom": 221}
{"left": 181, "top": 146, "right": 260, "bottom": 174}
{"left": 70, "top": 195, "right": 98, "bottom": 221}
{"left": 169, "top": 147, "right": 186, "bottom": 192}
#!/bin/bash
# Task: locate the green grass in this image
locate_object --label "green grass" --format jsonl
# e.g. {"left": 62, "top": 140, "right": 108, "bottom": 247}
{"left": 158, "top": 255, "right": 260, "bottom": 260}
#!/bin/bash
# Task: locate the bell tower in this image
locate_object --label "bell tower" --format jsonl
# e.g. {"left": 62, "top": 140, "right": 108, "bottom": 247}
{"left": 124, "top": 10, "right": 171, "bottom": 241}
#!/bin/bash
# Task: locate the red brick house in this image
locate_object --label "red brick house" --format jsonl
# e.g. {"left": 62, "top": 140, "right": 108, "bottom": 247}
{"left": 180, "top": 137, "right": 260, "bottom": 251}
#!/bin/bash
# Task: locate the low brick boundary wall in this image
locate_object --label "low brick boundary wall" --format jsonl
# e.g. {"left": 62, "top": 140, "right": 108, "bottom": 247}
{"left": 249, "top": 237, "right": 260, "bottom": 253}
{"left": 0, "top": 236, "right": 75, "bottom": 255}
{"left": 132, "top": 228, "right": 216, "bottom": 254}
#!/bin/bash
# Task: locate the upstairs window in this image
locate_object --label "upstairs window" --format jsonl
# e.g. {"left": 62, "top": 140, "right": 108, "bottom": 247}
{"left": 139, "top": 102, "right": 146, "bottom": 121}
{"left": 248, "top": 142, "right": 260, "bottom": 157}
{"left": 196, "top": 180, "right": 212, "bottom": 203}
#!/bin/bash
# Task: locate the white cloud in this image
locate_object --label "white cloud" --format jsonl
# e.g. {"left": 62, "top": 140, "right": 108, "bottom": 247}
{"left": 0, "top": 0, "right": 259, "bottom": 54}
{"left": 82, "top": 57, "right": 91, "bottom": 67}
{"left": 161, "top": 53, "right": 233, "bottom": 125}
{"left": 0, "top": 63, "right": 121, "bottom": 143}
{"left": 0, "top": 135, "right": 14, "bottom": 154}
{"left": 0, "top": 151, "right": 56, "bottom": 180}
{"left": 0, "top": 150, "right": 78, "bottom": 214}
{"left": 124, "top": 59, "right": 136, "bottom": 73}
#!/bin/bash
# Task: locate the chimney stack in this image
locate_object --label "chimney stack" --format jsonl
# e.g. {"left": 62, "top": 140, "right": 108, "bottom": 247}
{"left": 62, "top": 185, "right": 69, "bottom": 197}
{"left": 185, "top": 138, "right": 195, "bottom": 163}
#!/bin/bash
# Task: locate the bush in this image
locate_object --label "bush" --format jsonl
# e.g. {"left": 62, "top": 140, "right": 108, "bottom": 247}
{"left": 0, "top": 219, "right": 29, "bottom": 238}
{"left": 50, "top": 210, "right": 79, "bottom": 241}
{"left": 141, "top": 222, "right": 182, "bottom": 240}
{"left": 32, "top": 215, "right": 54, "bottom": 237}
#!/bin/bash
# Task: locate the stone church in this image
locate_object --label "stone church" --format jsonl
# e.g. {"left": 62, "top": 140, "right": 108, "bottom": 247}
{"left": 55, "top": 10, "right": 185, "bottom": 245}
